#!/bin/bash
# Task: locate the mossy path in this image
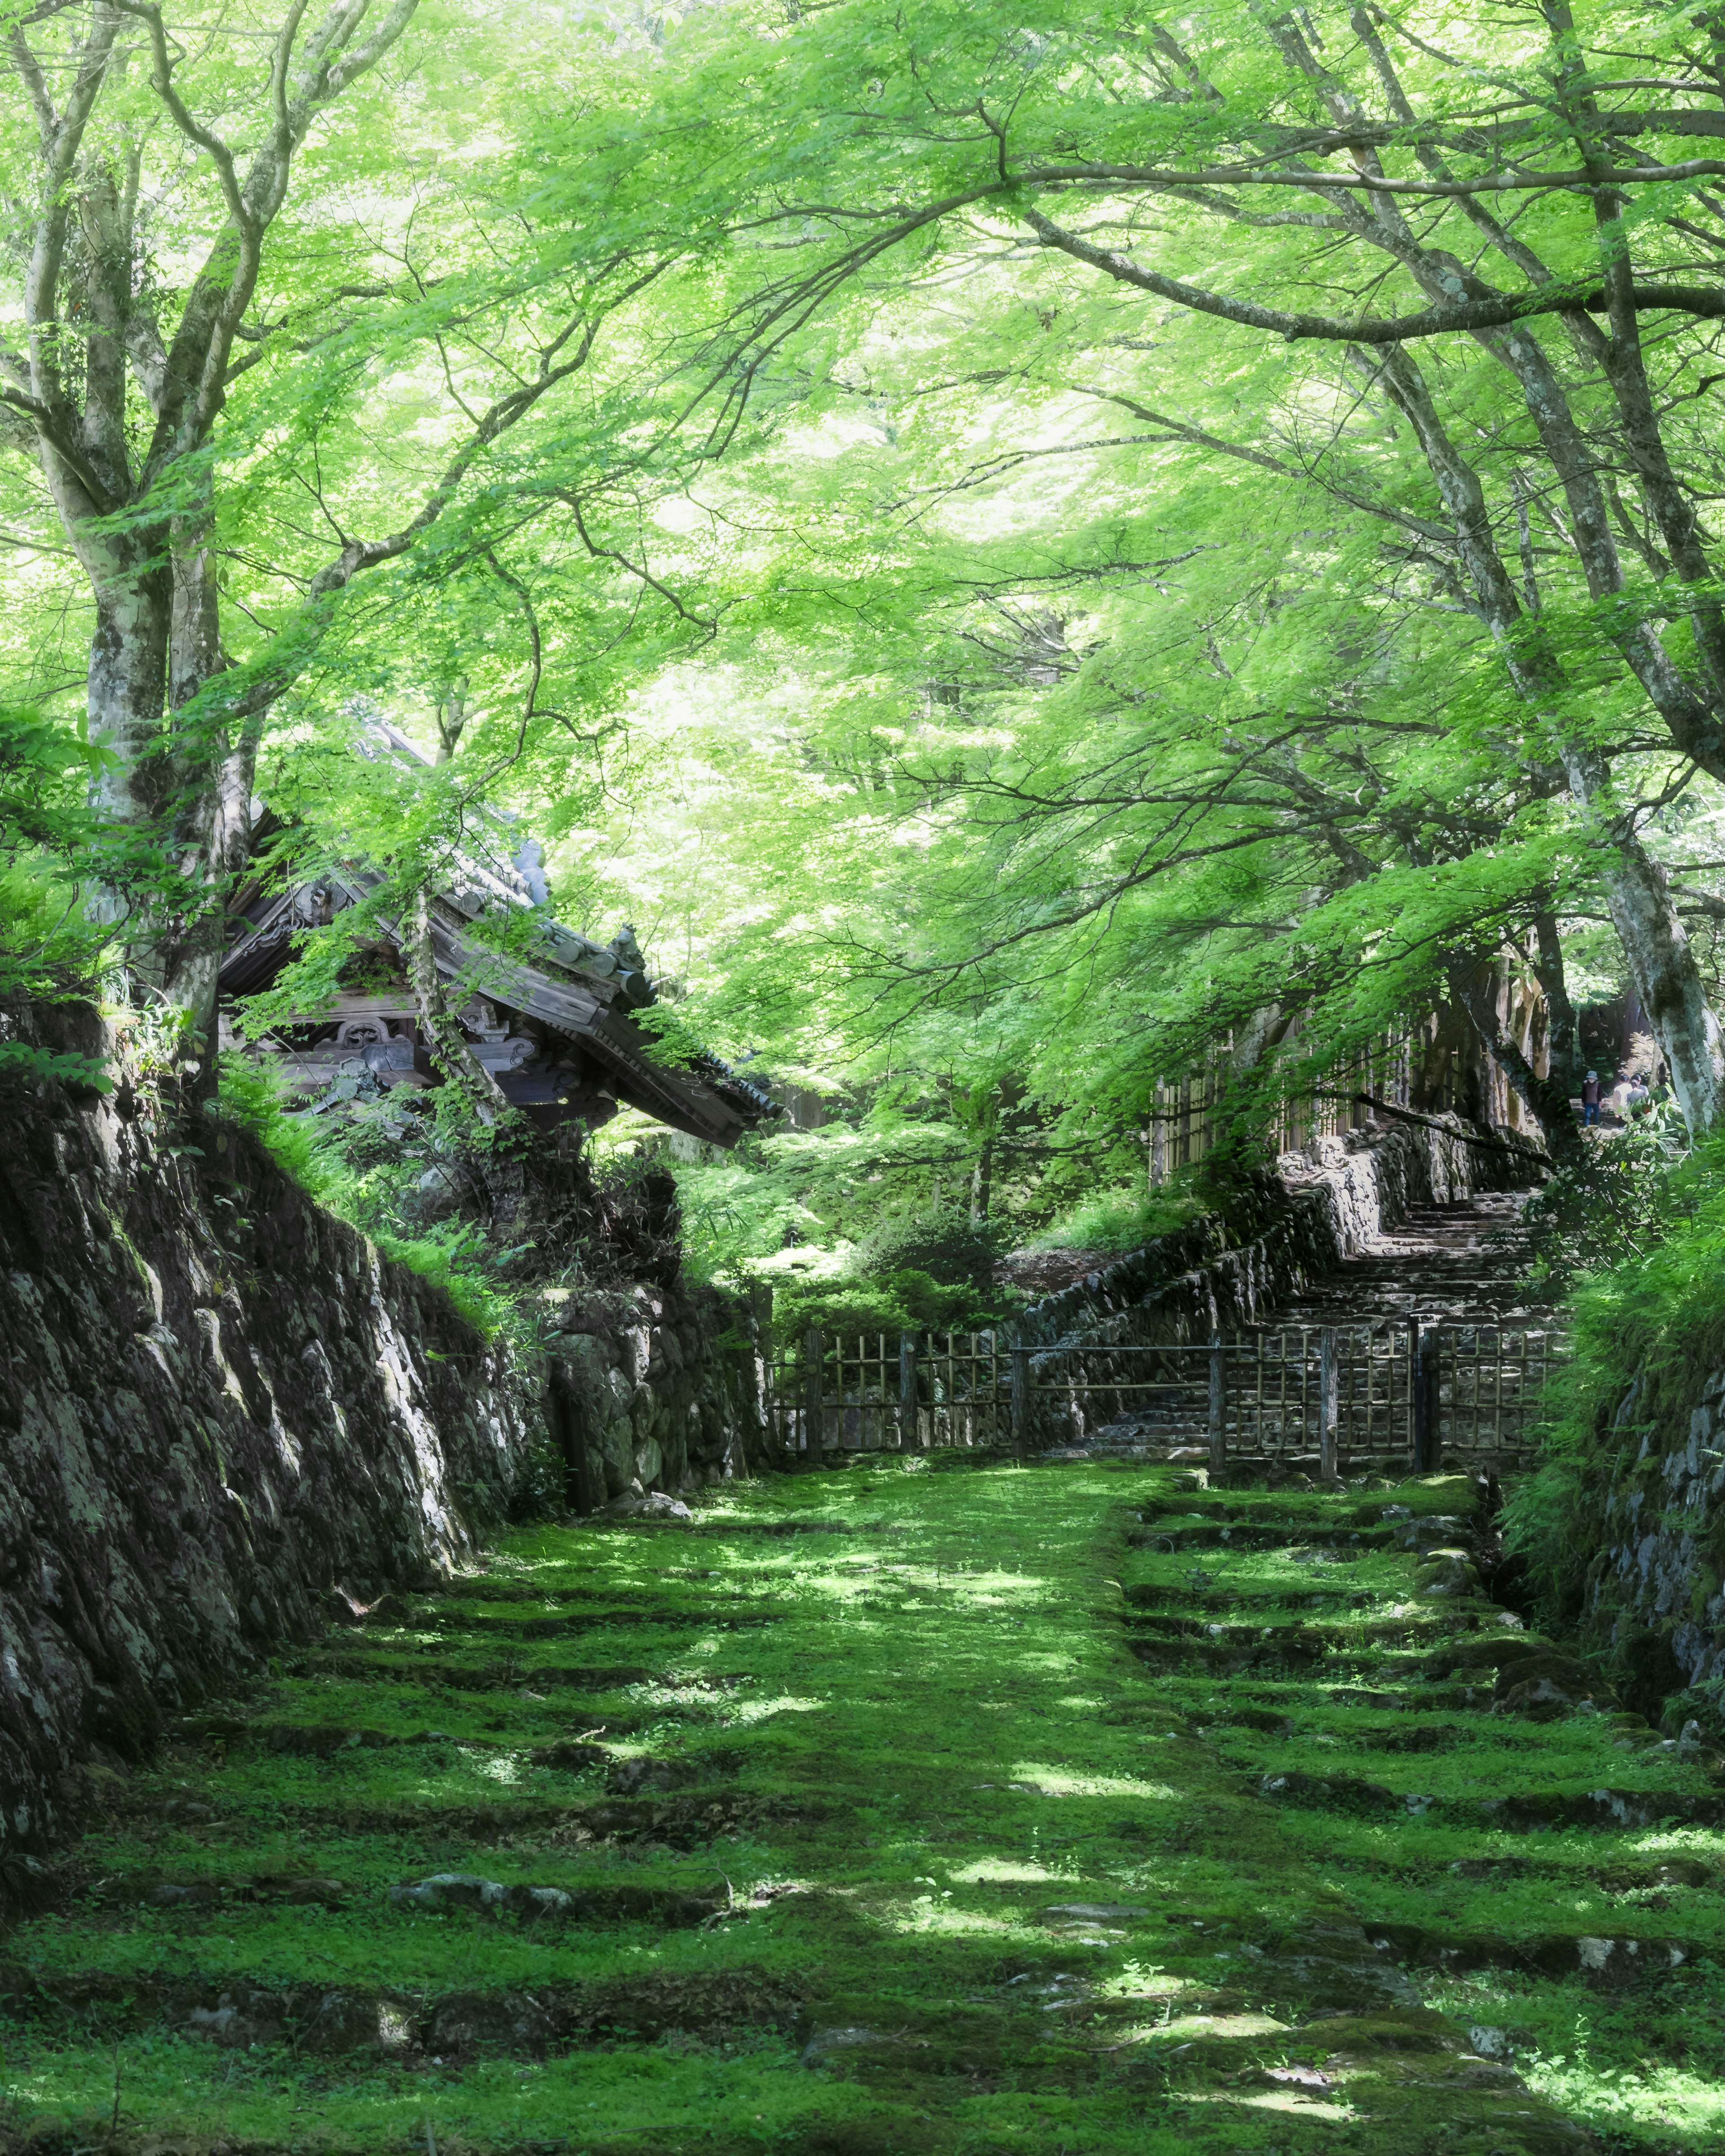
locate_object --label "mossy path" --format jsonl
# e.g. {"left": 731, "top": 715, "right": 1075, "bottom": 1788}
{"left": 4, "top": 1459, "right": 1725, "bottom": 2156}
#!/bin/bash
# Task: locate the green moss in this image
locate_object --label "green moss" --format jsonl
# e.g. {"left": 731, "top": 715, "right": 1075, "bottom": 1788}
{"left": 2, "top": 1467, "right": 1716, "bottom": 2154}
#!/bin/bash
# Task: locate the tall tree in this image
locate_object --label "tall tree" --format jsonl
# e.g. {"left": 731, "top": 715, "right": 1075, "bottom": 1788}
{"left": 579, "top": 0, "right": 1725, "bottom": 1130}
{"left": 0, "top": 0, "right": 689, "bottom": 1072}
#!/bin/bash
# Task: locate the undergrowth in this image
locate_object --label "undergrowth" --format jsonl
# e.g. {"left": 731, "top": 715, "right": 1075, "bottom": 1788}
{"left": 213, "top": 1056, "right": 516, "bottom": 1337}
{"left": 1029, "top": 1184, "right": 1201, "bottom": 1255}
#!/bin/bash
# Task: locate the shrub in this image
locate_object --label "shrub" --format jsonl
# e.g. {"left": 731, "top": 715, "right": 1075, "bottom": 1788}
{"left": 769, "top": 1265, "right": 1008, "bottom": 1342}
{"left": 850, "top": 1206, "right": 1004, "bottom": 1291}
{"left": 1030, "top": 1184, "right": 1199, "bottom": 1255}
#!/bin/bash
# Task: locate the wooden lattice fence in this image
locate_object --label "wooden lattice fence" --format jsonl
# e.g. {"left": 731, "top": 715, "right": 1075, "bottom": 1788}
{"left": 758, "top": 1319, "right": 1563, "bottom": 1471}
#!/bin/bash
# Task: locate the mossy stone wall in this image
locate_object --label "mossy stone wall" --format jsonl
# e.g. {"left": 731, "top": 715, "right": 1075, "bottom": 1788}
{"left": 546, "top": 1281, "right": 757, "bottom": 1500}
{"left": 1579, "top": 1360, "right": 1725, "bottom": 1716}
{"left": 0, "top": 1001, "right": 536, "bottom": 1855}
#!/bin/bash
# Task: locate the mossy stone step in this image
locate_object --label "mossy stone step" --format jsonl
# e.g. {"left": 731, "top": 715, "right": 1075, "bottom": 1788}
{"left": 1128, "top": 1520, "right": 1400, "bottom": 1550}
{"left": 399, "top": 1607, "right": 785, "bottom": 1638}
{"left": 1361, "top": 1919, "right": 1700, "bottom": 1983}
{"left": 1124, "top": 1582, "right": 1378, "bottom": 1610}
{"left": 1128, "top": 1613, "right": 1460, "bottom": 1648}
{"left": 1256, "top": 1768, "right": 1725, "bottom": 1830}
{"left": 291, "top": 1652, "right": 661, "bottom": 1689}
{"left": 0, "top": 1456, "right": 1690, "bottom": 2155}
{"left": 0, "top": 1965, "right": 806, "bottom": 2057}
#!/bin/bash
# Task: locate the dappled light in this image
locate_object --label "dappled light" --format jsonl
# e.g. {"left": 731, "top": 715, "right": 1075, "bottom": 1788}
{"left": 9, "top": 1, "right": 1725, "bottom": 2152}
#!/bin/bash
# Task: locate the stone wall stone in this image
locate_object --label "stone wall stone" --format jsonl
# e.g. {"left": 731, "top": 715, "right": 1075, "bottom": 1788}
{"left": 0, "top": 997, "right": 768, "bottom": 1864}
{"left": 1578, "top": 1362, "right": 1725, "bottom": 1711}
{"left": 544, "top": 1281, "right": 758, "bottom": 1503}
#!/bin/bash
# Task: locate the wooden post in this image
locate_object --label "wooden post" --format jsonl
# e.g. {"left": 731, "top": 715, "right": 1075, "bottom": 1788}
{"left": 1010, "top": 1332, "right": 1031, "bottom": 1458}
{"left": 747, "top": 1281, "right": 773, "bottom": 1470}
{"left": 1151, "top": 1079, "right": 1166, "bottom": 1185}
{"left": 898, "top": 1331, "right": 919, "bottom": 1450}
{"left": 1405, "top": 1320, "right": 1417, "bottom": 1468}
{"left": 551, "top": 1366, "right": 595, "bottom": 1515}
{"left": 1208, "top": 1334, "right": 1225, "bottom": 1478}
{"left": 1319, "top": 1327, "right": 1338, "bottom": 1481}
{"left": 804, "top": 1325, "right": 824, "bottom": 1467}
{"left": 1411, "top": 1321, "right": 1436, "bottom": 1473}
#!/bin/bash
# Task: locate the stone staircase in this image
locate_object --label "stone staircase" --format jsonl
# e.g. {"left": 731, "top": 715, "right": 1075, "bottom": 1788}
{"left": 0, "top": 1459, "right": 1708, "bottom": 2152}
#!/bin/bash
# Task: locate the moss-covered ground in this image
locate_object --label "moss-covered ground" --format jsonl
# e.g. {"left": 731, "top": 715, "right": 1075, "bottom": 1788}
{"left": 3, "top": 1457, "right": 1722, "bottom": 2154}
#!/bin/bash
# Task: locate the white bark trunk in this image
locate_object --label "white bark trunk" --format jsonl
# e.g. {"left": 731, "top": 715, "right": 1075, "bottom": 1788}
{"left": 1588, "top": 804, "right": 1725, "bottom": 1133}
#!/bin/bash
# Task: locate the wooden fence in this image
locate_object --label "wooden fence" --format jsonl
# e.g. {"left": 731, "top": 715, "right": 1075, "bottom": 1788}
{"left": 760, "top": 1318, "right": 1562, "bottom": 1471}
{"left": 762, "top": 1327, "right": 1013, "bottom": 1454}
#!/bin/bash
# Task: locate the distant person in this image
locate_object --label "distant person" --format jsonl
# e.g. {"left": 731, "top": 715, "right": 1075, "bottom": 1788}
{"left": 1626, "top": 1075, "right": 1652, "bottom": 1119}
{"left": 1581, "top": 1070, "right": 1601, "bottom": 1124}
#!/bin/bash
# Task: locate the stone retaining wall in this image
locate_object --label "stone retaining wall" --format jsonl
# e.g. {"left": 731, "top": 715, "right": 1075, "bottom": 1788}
{"left": 544, "top": 1284, "right": 759, "bottom": 1505}
{"left": 1577, "top": 1362, "right": 1725, "bottom": 1714}
{"left": 0, "top": 999, "right": 543, "bottom": 1857}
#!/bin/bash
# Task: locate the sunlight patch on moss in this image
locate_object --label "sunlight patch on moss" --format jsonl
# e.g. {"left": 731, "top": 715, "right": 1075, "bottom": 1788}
{"left": 1008, "top": 1764, "right": 1179, "bottom": 1798}
{"left": 946, "top": 1859, "right": 1063, "bottom": 1882}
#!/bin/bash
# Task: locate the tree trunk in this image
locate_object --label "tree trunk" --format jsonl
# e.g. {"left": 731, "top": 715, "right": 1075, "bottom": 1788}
{"left": 1530, "top": 911, "right": 1581, "bottom": 1101}
{"left": 158, "top": 521, "right": 247, "bottom": 1087}
{"left": 1444, "top": 958, "right": 1584, "bottom": 1162}
{"left": 1597, "top": 832, "right": 1725, "bottom": 1134}
{"left": 969, "top": 1130, "right": 994, "bottom": 1223}
{"left": 85, "top": 554, "right": 172, "bottom": 847}
{"left": 407, "top": 890, "right": 509, "bottom": 1125}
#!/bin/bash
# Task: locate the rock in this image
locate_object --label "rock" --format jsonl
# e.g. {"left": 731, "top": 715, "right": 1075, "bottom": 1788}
{"left": 1495, "top": 1675, "right": 1579, "bottom": 1721}
{"left": 389, "top": 1872, "right": 508, "bottom": 1914}
{"left": 801, "top": 2026, "right": 920, "bottom": 2065}
{"left": 186, "top": 2005, "right": 246, "bottom": 2045}
{"left": 531, "top": 1739, "right": 611, "bottom": 1771}
{"left": 277, "top": 1876, "right": 350, "bottom": 1908}
{"left": 302, "top": 1988, "right": 390, "bottom": 2052}
{"left": 1257, "top": 1769, "right": 1405, "bottom": 1816}
{"left": 1043, "top": 1902, "right": 1149, "bottom": 1922}
{"left": 602, "top": 1490, "right": 693, "bottom": 1521}
{"left": 1492, "top": 1648, "right": 1611, "bottom": 1719}
{"left": 1448, "top": 1857, "right": 1532, "bottom": 1882}
{"left": 425, "top": 1990, "right": 554, "bottom": 2056}
{"left": 1414, "top": 1548, "right": 1481, "bottom": 1598}
{"left": 1651, "top": 1859, "right": 1714, "bottom": 1888}
{"left": 146, "top": 1879, "right": 218, "bottom": 1909}
{"left": 389, "top": 1873, "right": 577, "bottom": 1923}
{"left": 496, "top": 1884, "right": 575, "bottom": 1923}
{"left": 159, "top": 1798, "right": 215, "bottom": 1824}
{"left": 605, "top": 1755, "right": 698, "bottom": 1795}
{"left": 264, "top": 1723, "right": 393, "bottom": 1755}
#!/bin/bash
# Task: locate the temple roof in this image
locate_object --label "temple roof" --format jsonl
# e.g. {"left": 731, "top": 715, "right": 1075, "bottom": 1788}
{"left": 217, "top": 728, "right": 776, "bottom": 1149}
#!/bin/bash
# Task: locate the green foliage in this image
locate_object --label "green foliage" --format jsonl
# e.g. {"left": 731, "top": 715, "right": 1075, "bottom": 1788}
{"left": 850, "top": 1207, "right": 1003, "bottom": 1294}
{"left": 769, "top": 1264, "right": 1008, "bottom": 1344}
{"left": 1520, "top": 1107, "right": 1693, "bottom": 1289}
{"left": 214, "top": 1056, "right": 512, "bottom": 1338}
{"left": 1504, "top": 1134, "right": 1725, "bottom": 1638}
{"left": 13, "top": 0, "right": 1725, "bottom": 1385}
{"left": 1032, "top": 1184, "right": 1200, "bottom": 1255}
